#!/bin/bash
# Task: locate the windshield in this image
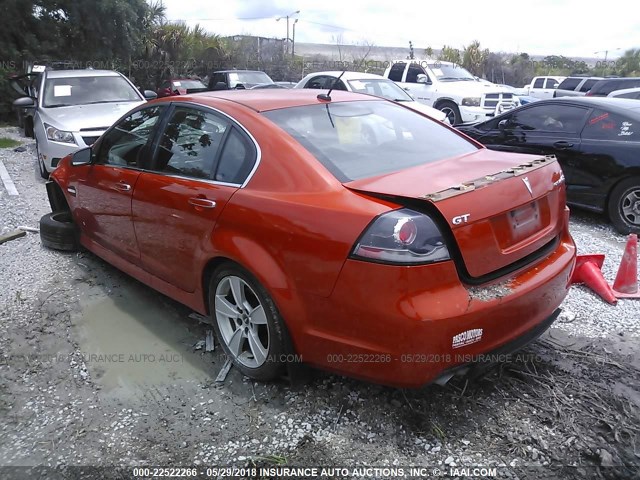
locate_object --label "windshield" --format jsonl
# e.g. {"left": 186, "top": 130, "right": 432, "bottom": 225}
{"left": 428, "top": 63, "right": 476, "bottom": 81}
{"left": 43, "top": 75, "right": 141, "bottom": 107}
{"left": 228, "top": 72, "right": 273, "bottom": 87}
{"left": 173, "top": 80, "right": 206, "bottom": 89}
{"left": 263, "top": 101, "right": 477, "bottom": 182}
{"left": 347, "top": 79, "right": 413, "bottom": 102}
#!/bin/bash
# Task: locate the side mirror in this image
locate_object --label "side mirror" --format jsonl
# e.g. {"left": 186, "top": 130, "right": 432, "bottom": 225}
{"left": 71, "top": 147, "right": 93, "bottom": 166}
{"left": 212, "top": 81, "right": 227, "bottom": 91}
{"left": 234, "top": 83, "right": 246, "bottom": 90}
{"left": 416, "top": 74, "right": 430, "bottom": 84}
{"left": 144, "top": 90, "right": 158, "bottom": 100}
{"left": 498, "top": 119, "right": 509, "bottom": 132}
{"left": 13, "top": 97, "right": 35, "bottom": 107}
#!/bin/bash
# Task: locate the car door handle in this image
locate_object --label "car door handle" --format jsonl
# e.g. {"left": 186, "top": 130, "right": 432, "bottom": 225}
{"left": 67, "top": 186, "right": 76, "bottom": 196}
{"left": 553, "top": 141, "right": 574, "bottom": 149}
{"left": 188, "top": 198, "right": 217, "bottom": 209}
{"left": 113, "top": 182, "right": 131, "bottom": 192}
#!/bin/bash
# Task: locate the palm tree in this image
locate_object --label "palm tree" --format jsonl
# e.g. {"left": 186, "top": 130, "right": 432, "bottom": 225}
{"left": 616, "top": 48, "right": 640, "bottom": 77}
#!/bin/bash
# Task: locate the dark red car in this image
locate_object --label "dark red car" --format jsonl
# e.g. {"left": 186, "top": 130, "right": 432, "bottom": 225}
{"left": 40, "top": 90, "right": 576, "bottom": 387}
{"left": 156, "top": 78, "right": 207, "bottom": 98}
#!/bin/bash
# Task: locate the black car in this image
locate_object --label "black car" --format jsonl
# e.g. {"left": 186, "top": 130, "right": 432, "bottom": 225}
{"left": 586, "top": 77, "right": 640, "bottom": 97}
{"left": 456, "top": 97, "right": 640, "bottom": 234}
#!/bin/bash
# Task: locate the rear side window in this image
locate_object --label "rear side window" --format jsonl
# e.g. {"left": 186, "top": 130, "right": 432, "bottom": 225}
{"left": 582, "top": 109, "right": 637, "bottom": 140}
{"left": 388, "top": 63, "right": 406, "bottom": 82}
{"left": 154, "top": 107, "right": 229, "bottom": 179}
{"left": 533, "top": 78, "right": 544, "bottom": 88}
{"left": 263, "top": 100, "right": 477, "bottom": 182}
{"left": 558, "top": 78, "right": 581, "bottom": 91}
{"left": 214, "top": 128, "right": 257, "bottom": 184}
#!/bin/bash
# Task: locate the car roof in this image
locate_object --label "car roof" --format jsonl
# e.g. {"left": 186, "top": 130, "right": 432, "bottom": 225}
{"left": 303, "top": 71, "right": 386, "bottom": 80}
{"left": 45, "top": 69, "right": 122, "bottom": 79}
{"left": 156, "top": 89, "right": 380, "bottom": 113}
{"left": 212, "top": 70, "right": 268, "bottom": 74}
{"left": 542, "top": 97, "right": 640, "bottom": 115}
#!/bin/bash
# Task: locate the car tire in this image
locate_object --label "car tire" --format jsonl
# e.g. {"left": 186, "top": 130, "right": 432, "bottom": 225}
{"left": 608, "top": 177, "right": 640, "bottom": 234}
{"left": 437, "top": 101, "right": 462, "bottom": 125}
{"left": 209, "top": 263, "right": 288, "bottom": 381}
{"left": 39, "top": 212, "right": 80, "bottom": 251}
{"left": 25, "top": 117, "right": 34, "bottom": 138}
{"left": 36, "top": 141, "right": 48, "bottom": 179}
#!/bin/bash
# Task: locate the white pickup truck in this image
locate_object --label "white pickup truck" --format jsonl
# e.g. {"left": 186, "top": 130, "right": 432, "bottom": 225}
{"left": 521, "top": 76, "right": 565, "bottom": 99}
{"left": 383, "top": 60, "right": 519, "bottom": 125}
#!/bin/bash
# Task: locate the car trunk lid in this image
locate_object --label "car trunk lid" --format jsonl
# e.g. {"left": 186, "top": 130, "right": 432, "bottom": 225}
{"left": 345, "top": 149, "right": 566, "bottom": 278}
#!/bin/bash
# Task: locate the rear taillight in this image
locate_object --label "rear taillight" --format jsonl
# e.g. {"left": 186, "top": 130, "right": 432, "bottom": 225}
{"left": 352, "top": 208, "right": 450, "bottom": 265}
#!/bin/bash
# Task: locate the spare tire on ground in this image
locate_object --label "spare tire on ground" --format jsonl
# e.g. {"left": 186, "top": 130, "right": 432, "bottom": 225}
{"left": 40, "top": 212, "right": 79, "bottom": 251}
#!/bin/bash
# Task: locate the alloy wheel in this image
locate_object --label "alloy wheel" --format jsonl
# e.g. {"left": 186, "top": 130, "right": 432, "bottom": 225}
{"left": 214, "top": 275, "right": 270, "bottom": 368}
{"left": 620, "top": 187, "right": 640, "bottom": 226}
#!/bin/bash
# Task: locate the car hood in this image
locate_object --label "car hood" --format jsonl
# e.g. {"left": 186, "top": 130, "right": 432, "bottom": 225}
{"left": 435, "top": 81, "right": 512, "bottom": 95}
{"left": 399, "top": 101, "right": 448, "bottom": 122}
{"left": 39, "top": 101, "right": 145, "bottom": 131}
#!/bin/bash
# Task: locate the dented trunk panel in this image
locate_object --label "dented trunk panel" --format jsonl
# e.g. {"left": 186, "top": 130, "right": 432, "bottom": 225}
{"left": 345, "top": 150, "right": 567, "bottom": 278}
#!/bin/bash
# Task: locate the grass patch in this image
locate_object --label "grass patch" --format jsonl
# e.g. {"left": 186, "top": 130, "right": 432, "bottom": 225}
{"left": 0, "top": 137, "right": 21, "bottom": 149}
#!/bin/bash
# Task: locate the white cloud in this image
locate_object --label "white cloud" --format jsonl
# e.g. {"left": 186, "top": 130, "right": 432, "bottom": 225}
{"left": 160, "top": 0, "right": 639, "bottom": 59}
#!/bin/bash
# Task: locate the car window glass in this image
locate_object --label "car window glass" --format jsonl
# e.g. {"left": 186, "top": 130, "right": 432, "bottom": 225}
{"left": 533, "top": 78, "right": 544, "bottom": 88}
{"left": 305, "top": 76, "right": 328, "bottom": 89}
{"left": 406, "top": 64, "right": 427, "bottom": 83}
{"left": 580, "top": 79, "right": 600, "bottom": 92}
{"left": 388, "top": 63, "right": 406, "bottom": 82}
{"left": 508, "top": 104, "right": 588, "bottom": 133}
{"left": 96, "top": 106, "right": 163, "bottom": 168}
{"left": 558, "top": 78, "right": 581, "bottom": 90}
{"left": 154, "top": 107, "right": 229, "bottom": 179}
{"left": 214, "top": 128, "right": 257, "bottom": 184}
{"left": 616, "top": 91, "right": 640, "bottom": 99}
{"left": 582, "top": 109, "right": 637, "bottom": 140}
{"left": 264, "top": 100, "right": 477, "bottom": 182}
{"left": 544, "top": 78, "right": 559, "bottom": 89}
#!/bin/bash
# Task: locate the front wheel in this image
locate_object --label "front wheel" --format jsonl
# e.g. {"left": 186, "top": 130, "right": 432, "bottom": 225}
{"left": 607, "top": 177, "right": 640, "bottom": 234}
{"left": 436, "top": 101, "right": 462, "bottom": 125}
{"left": 36, "top": 141, "right": 48, "bottom": 179}
{"left": 209, "top": 264, "right": 287, "bottom": 381}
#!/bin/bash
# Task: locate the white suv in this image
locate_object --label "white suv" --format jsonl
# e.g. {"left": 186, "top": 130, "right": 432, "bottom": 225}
{"left": 383, "top": 60, "right": 519, "bottom": 124}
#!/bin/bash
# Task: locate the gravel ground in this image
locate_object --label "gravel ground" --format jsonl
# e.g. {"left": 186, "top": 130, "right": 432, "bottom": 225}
{"left": 1, "top": 125, "right": 639, "bottom": 480}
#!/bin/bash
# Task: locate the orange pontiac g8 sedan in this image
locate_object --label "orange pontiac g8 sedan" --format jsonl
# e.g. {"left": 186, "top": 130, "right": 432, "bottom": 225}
{"left": 41, "top": 90, "right": 576, "bottom": 388}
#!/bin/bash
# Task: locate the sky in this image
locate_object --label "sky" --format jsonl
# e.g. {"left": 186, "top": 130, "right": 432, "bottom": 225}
{"left": 161, "top": 0, "right": 639, "bottom": 60}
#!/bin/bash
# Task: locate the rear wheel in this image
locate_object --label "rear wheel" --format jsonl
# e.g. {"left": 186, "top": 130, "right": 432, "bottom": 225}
{"left": 40, "top": 212, "right": 79, "bottom": 251}
{"left": 436, "top": 101, "right": 462, "bottom": 125}
{"left": 209, "top": 264, "right": 287, "bottom": 381}
{"left": 608, "top": 177, "right": 640, "bottom": 234}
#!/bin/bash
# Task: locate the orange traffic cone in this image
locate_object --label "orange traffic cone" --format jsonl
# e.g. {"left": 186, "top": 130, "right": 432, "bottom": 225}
{"left": 571, "top": 254, "right": 618, "bottom": 305}
{"left": 612, "top": 234, "right": 640, "bottom": 299}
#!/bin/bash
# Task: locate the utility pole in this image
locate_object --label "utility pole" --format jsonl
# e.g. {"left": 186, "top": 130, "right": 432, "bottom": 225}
{"left": 276, "top": 10, "right": 300, "bottom": 56}
{"left": 292, "top": 19, "right": 299, "bottom": 59}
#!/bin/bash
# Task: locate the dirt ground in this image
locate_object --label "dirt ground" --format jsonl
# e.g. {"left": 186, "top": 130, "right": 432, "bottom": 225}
{"left": 1, "top": 127, "right": 639, "bottom": 479}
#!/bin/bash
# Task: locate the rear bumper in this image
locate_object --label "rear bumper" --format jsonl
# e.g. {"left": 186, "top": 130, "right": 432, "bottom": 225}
{"left": 293, "top": 230, "right": 576, "bottom": 388}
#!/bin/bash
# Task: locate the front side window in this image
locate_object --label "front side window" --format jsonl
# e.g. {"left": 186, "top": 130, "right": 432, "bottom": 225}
{"left": 154, "top": 107, "right": 229, "bottom": 179}
{"left": 544, "top": 78, "right": 560, "bottom": 89}
{"left": 264, "top": 100, "right": 477, "bottom": 182}
{"left": 507, "top": 104, "right": 588, "bottom": 133}
{"left": 43, "top": 75, "right": 141, "bottom": 107}
{"left": 558, "top": 78, "right": 581, "bottom": 91}
{"left": 406, "top": 64, "right": 427, "bottom": 83}
{"left": 580, "top": 79, "right": 600, "bottom": 92}
{"left": 96, "top": 106, "right": 163, "bottom": 168}
{"left": 582, "top": 109, "right": 638, "bottom": 140}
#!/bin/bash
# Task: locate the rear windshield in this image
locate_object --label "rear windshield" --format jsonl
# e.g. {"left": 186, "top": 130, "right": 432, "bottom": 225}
{"left": 263, "top": 101, "right": 477, "bottom": 181}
